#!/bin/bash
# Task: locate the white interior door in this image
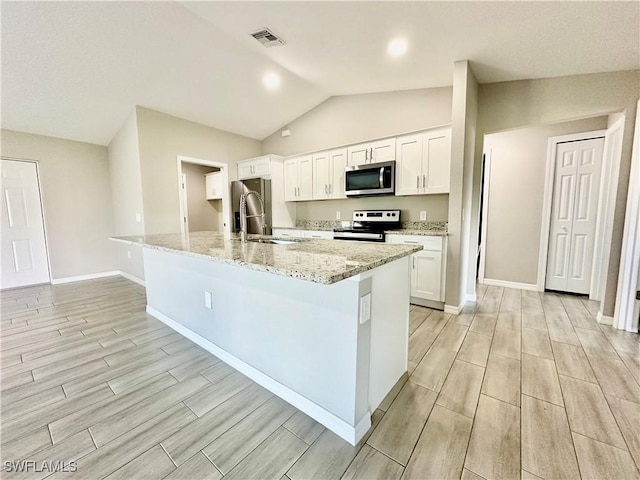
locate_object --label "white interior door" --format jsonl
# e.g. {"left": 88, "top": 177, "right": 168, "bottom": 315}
{"left": 546, "top": 138, "right": 604, "bottom": 294}
{"left": 1, "top": 159, "right": 50, "bottom": 289}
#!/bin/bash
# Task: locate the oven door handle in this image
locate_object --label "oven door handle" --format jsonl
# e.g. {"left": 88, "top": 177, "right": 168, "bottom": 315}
{"left": 379, "top": 167, "right": 384, "bottom": 188}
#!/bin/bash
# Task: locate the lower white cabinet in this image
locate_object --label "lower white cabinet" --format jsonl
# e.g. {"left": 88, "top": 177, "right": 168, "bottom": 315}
{"left": 272, "top": 228, "right": 332, "bottom": 239}
{"left": 386, "top": 234, "right": 446, "bottom": 304}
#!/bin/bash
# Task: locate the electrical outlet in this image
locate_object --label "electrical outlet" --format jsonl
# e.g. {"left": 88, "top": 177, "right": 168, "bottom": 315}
{"left": 135, "top": 213, "right": 142, "bottom": 223}
{"left": 336, "top": 211, "right": 341, "bottom": 220}
{"left": 359, "top": 293, "right": 371, "bottom": 324}
{"left": 420, "top": 211, "right": 427, "bottom": 221}
{"left": 204, "top": 291, "right": 212, "bottom": 309}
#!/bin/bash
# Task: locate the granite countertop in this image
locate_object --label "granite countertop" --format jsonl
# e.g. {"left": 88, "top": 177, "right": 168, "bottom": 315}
{"left": 274, "top": 220, "right": 449, "bottom": 236}
{"left": 111, "top": 231, "right": 422, "bottom": 285}
{"left": 384, "top": 229, "right": 449, "bottom": 237}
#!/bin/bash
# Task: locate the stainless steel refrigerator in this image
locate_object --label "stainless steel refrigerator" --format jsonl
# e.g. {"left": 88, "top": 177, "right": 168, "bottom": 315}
{"left": 231, "top": 178, "right": 272, "bottom": 235}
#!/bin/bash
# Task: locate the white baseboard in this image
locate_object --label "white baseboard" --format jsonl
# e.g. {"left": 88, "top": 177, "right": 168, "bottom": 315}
{"left": 444, "top": 304, "right": 462, "bottom": 315}
{"left": 51, "top": 271, "right": 119, "bottom": 285}
{"left": 117, "top": 270, "right": 146, "bottom": 287}
{"left": 481, "top": 278, "right": 539, "bottom": 291}
{"left": 146, "top": 305, "right": 366, "bottom": 445}
{"left": 596, "top": 311, "right": 614, "bottom": 326}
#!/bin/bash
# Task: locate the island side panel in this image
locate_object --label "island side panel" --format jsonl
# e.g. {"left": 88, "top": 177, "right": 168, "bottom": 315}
{"left": 368, "top": 257, "right": 410, "bottom": 411}
{"left": 142, "top": 247, "right": 370, "bottom": 440}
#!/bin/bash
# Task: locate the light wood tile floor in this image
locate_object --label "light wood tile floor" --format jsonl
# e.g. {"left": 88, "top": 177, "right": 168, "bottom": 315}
{"left": 1, "top": 278, "right": 639, "bottom": 479}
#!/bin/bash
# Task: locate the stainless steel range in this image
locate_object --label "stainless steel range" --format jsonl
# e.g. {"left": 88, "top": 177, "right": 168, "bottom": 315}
{"left": 333, "top": 209, "right": 401, "bottom": 242}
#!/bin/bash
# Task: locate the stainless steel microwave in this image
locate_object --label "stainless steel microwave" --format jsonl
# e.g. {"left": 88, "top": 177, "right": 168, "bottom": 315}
{"left": 345, "top": 161, "right": 395, "bottom": 197}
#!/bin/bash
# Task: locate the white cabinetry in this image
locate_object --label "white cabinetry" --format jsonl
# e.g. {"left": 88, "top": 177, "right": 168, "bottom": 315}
{"left": 238, "top": 156, "right": 271, "bottom": 180}
{"left": 347, "top": 138, "right": 396, "bottom": 166}
{"left": 272, "top": 228, "right": 332, "bottom": 239}
{"left": 284, "top": 155, "right": 313, "bottom": 201}
{"left": 205, "top": 172, "right": 223, "bottom": 200}
{"left": 312, "top": 148, "right": 347, "bottom": 200}
{"left": 395, "top": 127, "right": 451, "bottom": 196}
{"left": 386, "top": 234, "right": 447, "bottom": 306}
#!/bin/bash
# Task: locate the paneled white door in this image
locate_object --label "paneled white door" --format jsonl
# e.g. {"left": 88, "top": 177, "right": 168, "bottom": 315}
{"left": 1, "top": 160, "right": 50, "bottom": 289}
{"left": 546, "top": 138, "right": 604, "bottom": 294}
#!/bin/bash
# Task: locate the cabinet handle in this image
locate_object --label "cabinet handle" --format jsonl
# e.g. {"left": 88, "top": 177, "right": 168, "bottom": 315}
{"left": 369, "top": 147, "right": 373, "bottom": 163}
{"left": 416, "top": 175, "right": 420, "bottom": 188}
{"left": 413, "top": 256, "right": 416, "bottom": 269}
{"left": 325, "top": 184, "right": 328, "bottom": 194}
{"left": 422, "top": 175, "right": 426, "bottom": 189}
{"left": 329, "top": 184, "right": 333, "bottom": 194}
{"left": 404, "top": 241, "right": 420, "bottom": 244}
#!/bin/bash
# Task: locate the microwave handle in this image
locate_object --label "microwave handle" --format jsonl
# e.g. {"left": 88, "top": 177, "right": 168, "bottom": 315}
{"left": 379, "top": 167, "right": 385, "bottom": 188}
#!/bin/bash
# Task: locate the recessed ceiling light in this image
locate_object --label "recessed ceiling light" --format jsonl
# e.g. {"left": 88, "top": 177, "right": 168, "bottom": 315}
{"left": 387, "top": 38, "right": 408, "bottom": 57}
{"left": 263, "top": 72, "right": 281, "bottom": 90}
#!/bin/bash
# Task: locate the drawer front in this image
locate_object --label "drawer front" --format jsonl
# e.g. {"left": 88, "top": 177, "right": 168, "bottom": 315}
{"left": 306, "top": 230, "right": 333, "bottom": 239}
{"left": 272, "top": 229, "right": 305, "bottom": 238}
{"left": 386, "top": 234, "right": 443, "bottom": 251}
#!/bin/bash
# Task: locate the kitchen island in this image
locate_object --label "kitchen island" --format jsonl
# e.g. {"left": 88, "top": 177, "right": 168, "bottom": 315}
{"left": 111, "top": 231, "right": 421, "bottom": 445}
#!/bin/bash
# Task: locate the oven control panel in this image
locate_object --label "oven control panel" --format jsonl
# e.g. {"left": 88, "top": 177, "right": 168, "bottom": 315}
{"left": 352, "top": 210, "right": 401, "bottom": 222}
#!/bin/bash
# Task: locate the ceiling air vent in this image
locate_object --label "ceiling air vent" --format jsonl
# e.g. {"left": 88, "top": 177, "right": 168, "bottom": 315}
{"left": 250, "top": 28, "right": 286, "bottom": 48}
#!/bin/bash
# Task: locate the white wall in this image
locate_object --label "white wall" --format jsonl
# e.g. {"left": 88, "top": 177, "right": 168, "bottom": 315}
{"left": 483, "top": 117, "right": 609, "bottom": 284}
{"left": 262, "top": 87, "right": 454, "bottom": 223}
{"left": 108, "top": 109, "right": 145, "bottom": 280}
{"left": 475, "top": 70, "right": 639, "bottom": 315}
{"left": 136, "top": 107, "right": 262, "bottom": 235}
{"left": 1, "top": 129, "right": 116, "bottom": 279}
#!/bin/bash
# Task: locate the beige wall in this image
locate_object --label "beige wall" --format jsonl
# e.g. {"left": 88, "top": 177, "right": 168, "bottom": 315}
{"left": 483, "top": 116, "right": 608, "bottom": 284}
{"left": 445, "top": 61, "right": 478, "bottom": 308}
{"left": 1, "top": 129, "right": 116, "bottom": 279}
{"left": 262, "top": 87, "right": 453, "bottom": 222}
{"left": 182, "top": 163, "right": 220, "bottom": 232}
{"left": 136, "top": 107, "right": 262, "bottom": 235}
{"left": 107, "top": 109, "right": 145, "bottom": 280}
{"left": 475, "top": 70, "right": 639, "bottom": 315}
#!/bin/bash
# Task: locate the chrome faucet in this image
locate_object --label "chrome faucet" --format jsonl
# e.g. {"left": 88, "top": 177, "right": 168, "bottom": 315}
{"left": 239, "top": 190, "right": 266, "bottom": 243}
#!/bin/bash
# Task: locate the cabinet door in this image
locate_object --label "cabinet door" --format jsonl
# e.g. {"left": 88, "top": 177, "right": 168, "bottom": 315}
{"left": 297, "top": 155, "right": 314, "bottom": 201}
{"left": 329, "top": 148, "right": 347, "bottom": 198}
{"left": 252, "top": 158, "right": 271, "bottom": 178}
{"left": 370, "top": 138, "right": 396, "bottom": 163}
{"left": 395, "top": 134, "right": 422, "bottom": 196}
{"left": 238, "top": 162, "right": 254, "bottom": 180}
{"left": 423, "top": 128, "right": 451, "bottom": 194}
{"left": 412, "top": 250, "right": 443, "bottom": 301}
{"left": 347, "top": 143, "right": 369, "bottom": 166}
{"left": 283, "top": 159, "right": 299, "bottom": 202}
{"left": 312, "top": 152, "right": 331, "bottom": 200}
{"left": 205, "top": 173, "right": 223, "bottom": 200}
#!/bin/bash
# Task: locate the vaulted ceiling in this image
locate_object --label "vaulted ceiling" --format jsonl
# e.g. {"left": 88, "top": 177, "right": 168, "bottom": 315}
{"left": 2, "top": 1, "right": 638, "bottom": 146}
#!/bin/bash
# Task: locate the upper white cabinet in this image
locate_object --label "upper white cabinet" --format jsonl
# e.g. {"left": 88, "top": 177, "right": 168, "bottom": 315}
{"left": 395, "top": 127, "right": 451, "bottom": 196}
{"left": 238, "top": 156, "right": 271, "bottom": 180}
{"left": 347, "top": 138, "right": 396, "bottom": 166}
{"left": 284, "top": 155, "right": 313, "bottom": 202}
{"left": 312, "top": 148, "right": 347, "bottom": 200}
{"left": 205, "top": 172, "right": 223, "bottom": 200}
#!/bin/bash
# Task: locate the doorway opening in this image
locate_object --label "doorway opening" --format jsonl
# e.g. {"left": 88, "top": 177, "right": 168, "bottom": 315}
{"left": 176, "top": 156, "right": 230, "bottom": 235}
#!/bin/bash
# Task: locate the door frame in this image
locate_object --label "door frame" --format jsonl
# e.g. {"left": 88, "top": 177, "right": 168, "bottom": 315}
{"left": 179, "top": 173, "right": 190, "bottom": 233}
{"left": 536, "top": 130, "right": 607, "bottom": 293}
{"left": 0, "top": 157, "right": 52, "bottom": 287}
{"left": 477, "top": 149, "right": 492, "bottom": 284}
{"left": 614, "top": 100, "right": 640, "bottom": 332}
{"left": 176, "top": 156, "right": 230, "bottom": 235}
